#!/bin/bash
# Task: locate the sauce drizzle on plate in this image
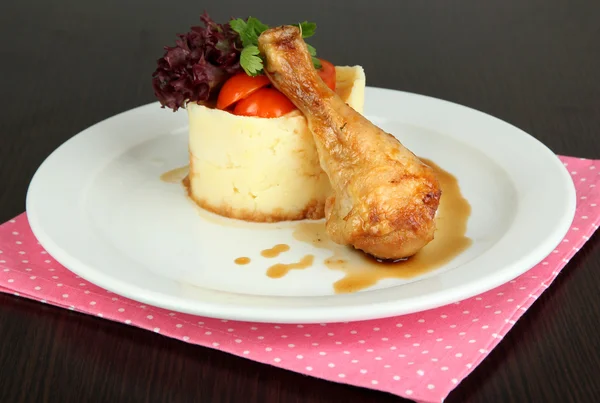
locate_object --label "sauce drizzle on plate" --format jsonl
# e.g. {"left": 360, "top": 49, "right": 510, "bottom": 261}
{"left": 261, "top": 244, "right": 290, "bottom": 258}
{"left": 291, "top": 158, "right": 472, "bottom": 293}
{"left": 266, "top": 255, "right": 315, "bottom": 278}
{"left": 159, "top": 165, "right": 189, "bottom": 183}
{"left": 166, "top": 159, "right": 471, "bottom": 293}
{"left": 234, "top": 257, "right": 251, "bottom": 265}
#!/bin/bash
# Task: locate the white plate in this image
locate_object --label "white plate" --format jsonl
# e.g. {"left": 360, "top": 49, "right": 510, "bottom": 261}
{"left": 26, "top": 87, "right": 576, "bottom": 323}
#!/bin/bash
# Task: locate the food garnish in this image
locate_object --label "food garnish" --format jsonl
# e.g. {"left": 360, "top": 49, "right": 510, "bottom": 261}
{"left": 152, "top": 12, "right": 332, "bottom": 117}
{"left": 229, "top": 18, "right": 322, "bottom": 76}
{"left": 216, "top": 73, "right": 270, "bottom": 110}
{"left": 152, "top": 12, "right": 242, "bottom": 112}
{"left": 233, "top": 87, "right": 297, "bottom": 118}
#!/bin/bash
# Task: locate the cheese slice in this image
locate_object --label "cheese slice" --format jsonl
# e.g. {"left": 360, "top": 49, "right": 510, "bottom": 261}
{"left": 186, "top": 66, "right": 366, "bottom": 222}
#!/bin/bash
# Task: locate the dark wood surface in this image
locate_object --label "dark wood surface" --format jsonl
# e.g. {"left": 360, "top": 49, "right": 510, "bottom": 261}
{"left": 1, "top": 0, "right": 599, "bottom": 402}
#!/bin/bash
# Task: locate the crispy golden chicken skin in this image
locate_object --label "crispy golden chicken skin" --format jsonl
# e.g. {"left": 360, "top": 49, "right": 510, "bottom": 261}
{"left": 258, "top": 26, "right": 441, "bottom": 260}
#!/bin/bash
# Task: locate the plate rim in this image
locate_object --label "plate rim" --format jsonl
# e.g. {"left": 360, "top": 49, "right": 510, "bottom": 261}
{"left": 25, "top": 86, "right": 577, "bottom": 323}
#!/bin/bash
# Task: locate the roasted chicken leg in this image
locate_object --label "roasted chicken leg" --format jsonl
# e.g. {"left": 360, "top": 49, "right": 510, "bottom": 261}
{"left": 258, "top": 26, "right": 441, "bottom": 260}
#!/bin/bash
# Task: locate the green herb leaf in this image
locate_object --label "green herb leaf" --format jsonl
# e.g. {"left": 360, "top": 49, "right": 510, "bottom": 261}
{"left": 228, "top": 18, "right": 246, "bottom": 33}
{"left": 230, "top": 17, "right": 322, "bottom": 76}
{"left": 248, "top": 17, "right": 269, "bottom": 35}
{"left": 306, "top": 44, "right": 322, "bottom": 69}
{"left": 230, "top": 18, "right": 254, "bottom": 47}
{"left": 240, "top": 45, "right": 263, "bottom": 76}
{"left": 230, "top": 19, "right": 250, "bottom": 46}
{"left": 299, "top": 21, "right": 317, "bottom": 38}
{"left": 230, "top": 18, "right": 267, "bottom": 74}
{"left": 229, "top": 18, "right": 246, "bottom": 35}
{"left": 230, "top": 17, "right": 269, "bottom": 48}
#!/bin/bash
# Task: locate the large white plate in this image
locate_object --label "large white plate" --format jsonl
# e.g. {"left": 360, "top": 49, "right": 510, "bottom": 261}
{"left": 26, "top": 87, "right": 576, "bottom": 323}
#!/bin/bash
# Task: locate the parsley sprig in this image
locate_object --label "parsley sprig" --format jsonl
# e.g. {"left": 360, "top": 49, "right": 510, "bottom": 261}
{"left": 229, "top": 17, "right": 322, "bottom": 76}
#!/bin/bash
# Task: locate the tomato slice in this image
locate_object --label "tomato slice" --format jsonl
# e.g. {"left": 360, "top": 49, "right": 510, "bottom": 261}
{"left": 233, "top": 88, "right": 297, "bottom": 118}
{"left": 317, "top": 58, "right": 336, "bottom": 91}
{"left": 216, "top": 73, "right": 270, "bottom": 110}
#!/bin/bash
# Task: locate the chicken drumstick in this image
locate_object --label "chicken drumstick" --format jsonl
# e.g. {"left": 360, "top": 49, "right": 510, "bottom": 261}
{"left": 258, "top": 26, "right": 441, "bottom": 260}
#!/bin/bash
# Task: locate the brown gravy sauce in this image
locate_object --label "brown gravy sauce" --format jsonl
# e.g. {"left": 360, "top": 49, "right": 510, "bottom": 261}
{"left": 261, "top": 244, "right": 290, "bottom": 258}
{"left": 266, "top": 255, "right": 315, "bottom": 278}
{"left": 292, "top": 158, "right": 472, "bottom": 293}
{"left": 160, "top": 165, "right": 189, "bottom": 183}
{"left": 164, "top": 159, "right": 470, "bottom": 294}
{"left": 234, "top": 257, "right": 251, "bottom": 265}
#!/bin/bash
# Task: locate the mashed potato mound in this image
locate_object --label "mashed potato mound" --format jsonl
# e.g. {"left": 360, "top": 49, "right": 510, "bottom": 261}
{"left": 186, "top": 66, "right": 366, "bottom": 222}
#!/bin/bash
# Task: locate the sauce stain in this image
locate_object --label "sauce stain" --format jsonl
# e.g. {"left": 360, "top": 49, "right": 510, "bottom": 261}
{"left": 261, "top": 244, "right": 290, "bottom": 258}
{"left": 292, "top": 158, "right": 472, "bottom": 293}
{"left": 234, "top": 257, "right": 251, "bottom": 265}
{"left": 160, "top": 165, "right": 189, "bottom": 183}
{"left": 267, "top": 255, "right": 315, "bottom": 278}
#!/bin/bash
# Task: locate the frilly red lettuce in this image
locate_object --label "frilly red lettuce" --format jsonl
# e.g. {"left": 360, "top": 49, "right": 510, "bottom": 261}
{"left": 152, "top": 12, "right": 243, "bottom": 111}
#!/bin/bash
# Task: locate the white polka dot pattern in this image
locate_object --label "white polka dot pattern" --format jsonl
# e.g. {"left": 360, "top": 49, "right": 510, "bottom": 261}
{"left": 0, "top": 156, "right": 598, "bottom": 403}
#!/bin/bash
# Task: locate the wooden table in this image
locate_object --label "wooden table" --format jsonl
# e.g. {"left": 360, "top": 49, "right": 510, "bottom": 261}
{"left": 1, "top": 1, "right": 599, "bottom": 401}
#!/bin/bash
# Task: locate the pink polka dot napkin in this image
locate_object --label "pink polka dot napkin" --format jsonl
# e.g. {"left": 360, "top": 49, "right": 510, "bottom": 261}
{"left": 1, "top": 155, "right": 599, "bottom": 403}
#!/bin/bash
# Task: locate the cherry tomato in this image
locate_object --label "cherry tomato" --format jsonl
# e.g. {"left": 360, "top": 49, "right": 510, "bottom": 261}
{"left": 216, "top": 73, "right": 270, "bottom": 110}
{"left": 317, "top": 58, "right": 336, "bottom": 91}
{"left": 233, "top": 88, "right": 297, "bottom": 118}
